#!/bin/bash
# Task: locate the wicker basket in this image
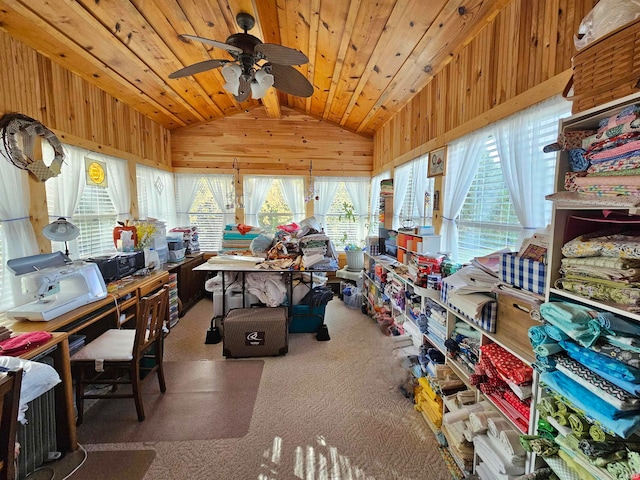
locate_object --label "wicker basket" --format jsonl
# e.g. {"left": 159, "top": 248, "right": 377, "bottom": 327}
{"left": 568, "top": 17, "right": 640, "bottom": 114}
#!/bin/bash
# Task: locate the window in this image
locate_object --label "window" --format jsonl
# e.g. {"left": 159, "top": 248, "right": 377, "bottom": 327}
{"left": 67, "top": 185, "right": 117, "bottom": 258}
{"left": 315, "top": 177, "right": 369, "bottom": 248}
{"left": 176, "top": 174, "right": 233, "bottom": 252}
{"left": 457, "top": 137, "right": 520, "bottom": 262}
{"left": 394, "top": 156, "right": 434, "bottom": 230}
{"left": 258, "top": 180, "right": 294, "bottom": 234}
{"left": 450, "top": 96, "right": 571, "bottom": 263}
{"left": 136, "top": 165, "right": 177, "bottom": 228}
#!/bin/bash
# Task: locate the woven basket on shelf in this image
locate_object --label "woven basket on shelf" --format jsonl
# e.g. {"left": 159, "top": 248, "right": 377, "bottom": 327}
{"left": 567, "top": 17, "right": 640, "bottom": 114}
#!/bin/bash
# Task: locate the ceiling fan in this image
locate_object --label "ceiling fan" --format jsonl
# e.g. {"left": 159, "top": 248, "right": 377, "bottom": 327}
{"left": 169, "top": 12, "right": 314, "bottom": 102}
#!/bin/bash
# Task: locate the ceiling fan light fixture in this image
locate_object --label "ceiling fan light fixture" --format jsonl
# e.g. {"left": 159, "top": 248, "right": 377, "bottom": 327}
{"left": 250, "top": 69, "right": 274, "bottom": 99}
{"left": 222, "top": 63, "right": 242, "bottom": 96}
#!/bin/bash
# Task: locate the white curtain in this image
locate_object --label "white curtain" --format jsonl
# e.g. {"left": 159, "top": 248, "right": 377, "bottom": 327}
{"left": 0, "top": 154, "right": 39, "bottom": 310}
{"left": 44, "top": 143, "right": 87, "bottom": 256}
{"left": 494, "top": 96, "right": 571, "bottom": 247}
{"left": 369, "top": 171, "right": 389, "bottom": 234}
{"left": 343, "top": 177, "right": 370, "bottom": 242}
{"left": 313, "top": 177, "right": 339, "bottom": 229}
{"left": 244, "top": 176, "right": 273, "bottom": 227}
{"left": 174, "top": 174, "right": 200, "bottom": 226}
{"left": 392, "top": 163, "right": 411, "bottom": 230}
{"left": 411, "top": 156, "right": 430, "bottom": 222}
{"left": 88, "top": 153, "right": 132, "bottom": 223}
{"left": 279, "top": 177, "right": 305, "bottom": 222}
{"left": 137, "top": 165, "right": 177, "bottom": 228}
{"left": 205, "top": 175, "right": 235, "bottom": 226}
{"left": 441, "top": 129, "right": 489, "bottom": 261}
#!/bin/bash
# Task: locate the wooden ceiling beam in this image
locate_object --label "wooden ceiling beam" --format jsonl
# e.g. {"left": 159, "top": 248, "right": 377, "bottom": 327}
{"left": 251, "top": 0, "right": 282, "bottom": 118}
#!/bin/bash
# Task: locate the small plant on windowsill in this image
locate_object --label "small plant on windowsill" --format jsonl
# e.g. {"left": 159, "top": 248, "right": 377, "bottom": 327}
{"left": 338, "top": 202, "right": 365, "bottom": 271}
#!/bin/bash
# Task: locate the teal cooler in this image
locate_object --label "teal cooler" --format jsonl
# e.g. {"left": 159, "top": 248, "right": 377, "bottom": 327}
{"left": 289, "top": 304, "right": 326, "bottom": 333}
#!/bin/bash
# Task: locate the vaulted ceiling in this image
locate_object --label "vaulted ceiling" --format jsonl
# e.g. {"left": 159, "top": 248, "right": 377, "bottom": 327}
{"left": 0, "top": 0, "right": 512, "bottom": 137}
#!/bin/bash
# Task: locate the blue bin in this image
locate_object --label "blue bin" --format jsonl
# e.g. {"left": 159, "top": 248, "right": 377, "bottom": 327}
{"left": 289, "top": 304, "right": 326, "bottom": 333}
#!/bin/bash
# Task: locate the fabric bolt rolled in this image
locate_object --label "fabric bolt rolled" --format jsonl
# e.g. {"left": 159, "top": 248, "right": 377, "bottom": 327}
{"left": 474, "top": 434, "right": 526, "bottom": 476}
{"left": 544, "top": 454, "right": 582, "bottom": 480}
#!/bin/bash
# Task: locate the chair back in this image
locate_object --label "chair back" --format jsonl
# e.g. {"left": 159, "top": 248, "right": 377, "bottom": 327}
{"left": 134, "top": 287, "right": 168, "bottom": 358}
{"left": 0, "top": 368, "right": 22, "bottom": 480}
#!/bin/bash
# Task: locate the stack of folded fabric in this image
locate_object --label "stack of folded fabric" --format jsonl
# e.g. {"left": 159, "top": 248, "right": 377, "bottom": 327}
{"left": 420, "top": 298, "right": 448, "bottom": 352}
{"left": 414, "top": 376, "right": 443, "bottom": 428}
{"left": 473, "top": 430, "right": 526, "bottom": 478}
{"left": 445, "top": 320, "right": 481, "bottom": 374}
{"left": 561, "top": 104, "right": 640, "bottom": 198}
{"left": 557, "top": 229, "right": 640, "bottom": 306}
{"left": 442, "top": 398, "right": 494, "bottom": 474}
{"left": 473, "top": 343, "right": 533, "bottom": 433}
{"left": 441, "top": 265, "right": 497, "bottom": 332}
{"left": 220, "top": 223, "right": 264, "bottom": 252}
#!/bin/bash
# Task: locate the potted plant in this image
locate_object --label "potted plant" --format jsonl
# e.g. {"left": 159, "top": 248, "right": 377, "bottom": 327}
{"left": 339, "top": 202, "right": 365, "bottom": 272}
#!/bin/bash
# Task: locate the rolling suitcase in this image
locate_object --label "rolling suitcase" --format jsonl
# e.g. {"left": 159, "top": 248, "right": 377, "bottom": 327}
{"left": 222, "top": 307, "right": 288, "bottom": 358}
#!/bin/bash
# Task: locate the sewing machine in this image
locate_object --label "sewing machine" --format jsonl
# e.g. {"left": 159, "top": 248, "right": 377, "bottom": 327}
{"left": 7, "top": 261, "right": 108, "bottom": 321}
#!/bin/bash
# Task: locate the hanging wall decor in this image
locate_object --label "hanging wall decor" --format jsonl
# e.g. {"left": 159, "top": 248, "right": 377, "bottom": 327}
{"left": 0, "top": 113, "right": 65, "bottom": 182}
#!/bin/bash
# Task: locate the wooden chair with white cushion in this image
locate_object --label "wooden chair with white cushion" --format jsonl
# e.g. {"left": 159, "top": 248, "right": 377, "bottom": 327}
{"left": 0, "top": 368, "right": 22, "bottom": 480}
{"left": 71, "top": 287, "right": 168, "bottom": 425}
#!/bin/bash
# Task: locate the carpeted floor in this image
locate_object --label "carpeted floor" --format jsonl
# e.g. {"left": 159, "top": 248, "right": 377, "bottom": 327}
{"left": 77, "top": 359, "right": 264, "bottom": 443}
{"left": 27, "top": 449, "right": 155, "bottom": 480}
{"left": 61, "top": 295, "right": 454, "bottom": 480}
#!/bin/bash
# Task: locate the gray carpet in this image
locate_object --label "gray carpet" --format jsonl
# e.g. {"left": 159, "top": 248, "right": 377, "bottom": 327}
{"left": 73, "top": 296, "right": 454, "bottom": 480}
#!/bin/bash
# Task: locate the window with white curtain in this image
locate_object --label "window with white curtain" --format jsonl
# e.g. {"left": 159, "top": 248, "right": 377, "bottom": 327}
{"left": 73, "top": 186, "right": 118, "bottom": 257}
{"left": 457, "top": 136, "right": 521, "bottom": 261}
{"left": 136, "top": 164, "right": 177, "bottom": 228}
{"left": 257, "top": 179, "right": 295, "bottom": 233}
{"left": 395, "top": 155, "right": 434, "bottom": 230}
{"left": 175, "top": 175, "right": 228, "bottom": 251}
{"left": 451, "top": 96, "right": 571, "bottom": 263}
{"left": 315, "top": 177, "right": 370, "bottom": 248}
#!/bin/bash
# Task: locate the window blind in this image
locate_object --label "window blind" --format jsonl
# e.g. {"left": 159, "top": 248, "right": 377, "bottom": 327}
{"left": 73, "top": 185, "right": 118, "bottom": 258}
{"left": 177, "top": 178, "right": 225, "bottom": 252}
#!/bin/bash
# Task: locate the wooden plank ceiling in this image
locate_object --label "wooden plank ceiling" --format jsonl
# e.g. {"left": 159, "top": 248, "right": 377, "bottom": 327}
{"left": 0, "top": 0, "right": 512, "bottom": 137}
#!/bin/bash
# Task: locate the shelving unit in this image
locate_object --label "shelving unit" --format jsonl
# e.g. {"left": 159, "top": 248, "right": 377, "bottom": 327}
{"left": 364, "top": 250, "right": 538, "bottom": 475}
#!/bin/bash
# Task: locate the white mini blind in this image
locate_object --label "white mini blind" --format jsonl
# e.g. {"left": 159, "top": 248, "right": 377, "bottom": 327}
{"left": 324, "top": 182, "right": 361, "bottom": 248}
{"left": 457, "top": 136, "right": 520, "bottom": 262}
{"left": 73, "top": 185, "right": 118, "bottom": 258}
{"left": 180, "top": 179, "right": 225, "bottom": 251}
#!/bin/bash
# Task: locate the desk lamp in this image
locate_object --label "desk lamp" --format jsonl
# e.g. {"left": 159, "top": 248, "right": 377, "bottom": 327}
{"left": 42, "top": 217, "right": 80, "bottom": 257}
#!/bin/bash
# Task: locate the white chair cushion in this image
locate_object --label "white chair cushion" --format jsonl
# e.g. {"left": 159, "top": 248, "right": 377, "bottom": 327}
{"left": 71, "top": 329, "right": 135, "bottom": 362}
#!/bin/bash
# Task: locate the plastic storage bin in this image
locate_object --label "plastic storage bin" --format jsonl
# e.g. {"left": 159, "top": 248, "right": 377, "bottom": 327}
{"left": 289, "top": 304, "right": 326, "bottom": 333}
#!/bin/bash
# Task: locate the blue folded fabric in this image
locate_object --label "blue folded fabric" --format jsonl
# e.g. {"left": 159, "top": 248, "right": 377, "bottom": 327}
{"left": 535, "top": 354, "right": 557, "bottom": 371}
{"left": 544, "top": 324, "right": 569, "bottom": 341}
{"left": 534, "top": 343, "right": 564, "bottom": 357}
{"left": 598, "top": 312, "right": 640, "bottom": 337}
{"left": 528, "top": 326, "right": 549, "bottom": 346}
{"left": 568, "top": 148, "right": 589, "bottom": 172}
{"left": 560, "top": 340, "right": 640, "bottom": 384}
{"left": 540, "top": 302, "right": 595, "bottom": 324}
{"left": 540, "top": 370, "right": 640, "bottom": 438}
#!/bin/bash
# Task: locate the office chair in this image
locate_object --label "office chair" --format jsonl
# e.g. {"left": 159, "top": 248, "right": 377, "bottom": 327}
{"left": 71, "top": 288, "right": 168, "bottom": 425}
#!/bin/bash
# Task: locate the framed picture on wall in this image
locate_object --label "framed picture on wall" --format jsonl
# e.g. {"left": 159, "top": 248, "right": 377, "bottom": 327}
{"left": 428, "top": 146, "right": 447, "bottom": 177}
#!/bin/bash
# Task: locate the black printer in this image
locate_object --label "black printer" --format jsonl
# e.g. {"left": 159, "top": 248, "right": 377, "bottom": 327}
{"left": 87, "top": 251, "right": 145, "bottom": 283}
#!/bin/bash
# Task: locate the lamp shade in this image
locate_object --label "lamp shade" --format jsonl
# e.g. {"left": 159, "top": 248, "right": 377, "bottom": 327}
{"left": 42, "top": 217, "right": 80, "bottom": 242}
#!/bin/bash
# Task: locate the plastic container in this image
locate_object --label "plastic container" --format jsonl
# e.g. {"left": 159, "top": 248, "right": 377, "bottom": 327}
{"left": 145, "top": 247, "right": 161, "bottom": 271}
{"left": 289, "top": 305, "right": 326, "bottom": 333}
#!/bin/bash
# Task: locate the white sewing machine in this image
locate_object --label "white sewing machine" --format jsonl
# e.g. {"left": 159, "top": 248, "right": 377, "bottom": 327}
{"left": 7, "top": 261, "right": 108, "bottom": 321}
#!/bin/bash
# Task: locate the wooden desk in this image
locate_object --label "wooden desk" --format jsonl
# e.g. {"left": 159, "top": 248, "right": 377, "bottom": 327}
{"left": 7, "top": 271, "right": 169, "bottom": 452}
{"left": 19, "top": 332, "right": 76, "bottom": 453}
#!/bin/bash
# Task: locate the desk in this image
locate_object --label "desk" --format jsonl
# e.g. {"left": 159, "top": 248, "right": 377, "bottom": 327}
{"left": 7, "top": 271, "right": 169, "bottom": 452}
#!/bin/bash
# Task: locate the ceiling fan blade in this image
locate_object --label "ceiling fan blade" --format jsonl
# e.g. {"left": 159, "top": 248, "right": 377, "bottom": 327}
{"left": 255, "top": 44, "right": 309, "bottom": 65}
{"left": 268, "top": 63, "right": 314, "bottom": 97}
{"left": 235, "top": 77, "right": 251, "bottom": 102}
{"left": 180, "top": 34, "right": 243, "bottom": 54}
{"left": 168, "top": 59, "right": 228, "bottom": 79}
